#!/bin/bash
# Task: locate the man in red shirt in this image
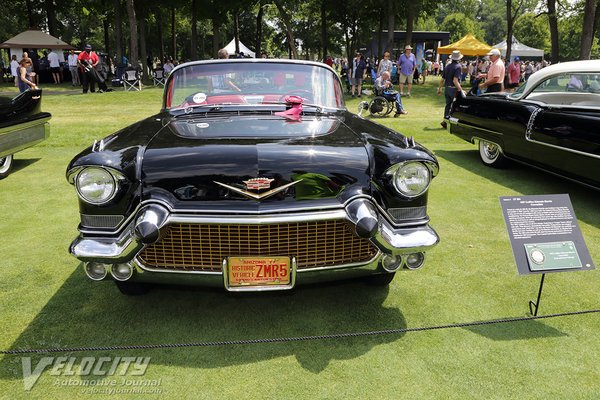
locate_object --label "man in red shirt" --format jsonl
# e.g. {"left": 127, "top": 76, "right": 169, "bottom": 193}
{"left": 77, "top": 44, "right": 99, "bottom": 93}
{"left": 507, "top": 56, "right": 521, "bottom": 90}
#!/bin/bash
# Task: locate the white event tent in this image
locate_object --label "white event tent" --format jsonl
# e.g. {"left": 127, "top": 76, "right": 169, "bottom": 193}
{"left": 1, "top": 29, "right": 75, "bottom": 63}
{"left": 492, "top": 36, "right": 544, "bottom": 59}
{"left": 223, "top": 39, "right": 256, "bottom": 58}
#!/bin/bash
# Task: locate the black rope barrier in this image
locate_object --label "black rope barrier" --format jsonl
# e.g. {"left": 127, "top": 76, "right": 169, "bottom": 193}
{"left": 1, "top": 309, "right": 598, "bottom": 355}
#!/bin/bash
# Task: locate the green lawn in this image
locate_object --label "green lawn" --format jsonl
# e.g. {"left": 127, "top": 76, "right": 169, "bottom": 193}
{"left": 0, "top": 79, "right": 599, "bottom": 399}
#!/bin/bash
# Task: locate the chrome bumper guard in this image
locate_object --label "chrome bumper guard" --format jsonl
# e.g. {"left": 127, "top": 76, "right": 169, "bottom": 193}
{"left": 70, "top": 199, "right": 439, "bottom": 268}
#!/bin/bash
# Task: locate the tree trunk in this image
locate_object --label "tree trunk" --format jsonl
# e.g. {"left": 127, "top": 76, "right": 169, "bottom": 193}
{"left": 46, "top": 0, "right": 57, "bottom": 37}
{"left": 191, "top": 0, "right": 198, "bottom": 60}
{"left": 405, "top": 3, "right": 414, "bottom": 48}
{"left": 157, "top": 8, "right": 164, "bottom": 61}
{"left": 506, "top": 0, "right": 513, "bottom": 61}
{"left": 255, "top": 1, "right": 264, "bottom": 57}
{"left": 233, "top": 10, "right": 240, "bottom": 54}
{"left": 171, "top": 6, "right": 176, "bottom": 60}
{"left": 139, "top": 8, "right": 147, "bottom": 72}
{"left": 321, "top": 0, "right": 327, "bottom": 62}
{"left": 579, "top": 0, "right": 598, "bottom": 60}
{"left": 113, "top": 0, "right": 123, "bottom": 62}
{"left": 26, "top": 0, "right": 36, "bottom": 28}
{"left": 377, "top": 9, "right": 383, "bottom": 59}
{"left": 387, "top": 2, "right": 395, "bottom": 53}
{"left": 212, "top": 17, "right": 220, "bottom": 57}
{"left": 547, "top": 0, "right": 559, "bottom": 63}
{"left": 103, "top": 18, "right": 110, "bottom": 60}
{"left": 126, "top": 0, "right": 139, "bottom": 69}
{"left": 274, "top": 0, "right": 298, "bottom": 59}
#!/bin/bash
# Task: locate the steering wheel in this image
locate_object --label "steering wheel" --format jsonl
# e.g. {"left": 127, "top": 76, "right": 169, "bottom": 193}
{"left": 279, "top": 90, "right": 313, "bottom": 103}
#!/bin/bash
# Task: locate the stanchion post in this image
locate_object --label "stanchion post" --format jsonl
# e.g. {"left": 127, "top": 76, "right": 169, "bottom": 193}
{"left": 529, "top": 273, "right": 546, "bottom": 316}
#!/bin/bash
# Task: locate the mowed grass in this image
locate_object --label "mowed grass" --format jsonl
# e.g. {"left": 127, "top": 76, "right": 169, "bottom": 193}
{"left": 0, "top": 78, "right": 599, "bottom": 399}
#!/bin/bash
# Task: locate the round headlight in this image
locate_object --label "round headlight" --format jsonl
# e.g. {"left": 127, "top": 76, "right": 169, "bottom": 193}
{"left": 392, "top": 162, "right": 431, "bottom": 197}
{"left": 76, "top": 167, "right": 116, "bottom": 204}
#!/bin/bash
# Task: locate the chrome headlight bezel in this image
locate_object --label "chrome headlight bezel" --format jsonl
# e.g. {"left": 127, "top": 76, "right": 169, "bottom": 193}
{"left": 70, "top": 166, "right": 124, "bottom": 205}
{"left": 385, "top": 161, "right": 436, "bottom": 198}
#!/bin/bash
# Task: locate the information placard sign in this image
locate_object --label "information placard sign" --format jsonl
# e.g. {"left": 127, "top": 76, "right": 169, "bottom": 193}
{"left": 499, "top": 194, "right": 595, "bottom": 275}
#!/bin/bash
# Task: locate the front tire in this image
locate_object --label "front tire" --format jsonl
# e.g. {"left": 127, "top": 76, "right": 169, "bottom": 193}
{"left": 478, "top": 140, "right": 507, "bottom": 168}
{"left": 115, "top": 280, "right": 150, "bottom": 296}
{"left": 365, "top": 272, "right": 396, "bottom": 286}
{"left": 0, "top": 154, "right": 14, "bottom": 179}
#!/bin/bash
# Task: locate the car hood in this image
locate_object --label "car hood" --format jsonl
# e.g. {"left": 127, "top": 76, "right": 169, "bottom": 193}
{"left": 140, "top": 115, "right": 371, "bottom": 211}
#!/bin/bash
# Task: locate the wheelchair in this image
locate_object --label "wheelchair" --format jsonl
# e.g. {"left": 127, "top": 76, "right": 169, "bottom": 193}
{"left": 360, "top": 87, "right": 397, "bottom": 117}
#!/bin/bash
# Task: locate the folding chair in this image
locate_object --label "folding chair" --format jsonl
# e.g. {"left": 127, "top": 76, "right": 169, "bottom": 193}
{"left": 122, "top": 68, "right": 142, "bottom": 91}
{"left": 153, "top": 69, "right": 166, "bottom": 87}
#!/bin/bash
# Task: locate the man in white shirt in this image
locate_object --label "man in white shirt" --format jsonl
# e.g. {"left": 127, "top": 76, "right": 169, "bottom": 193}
{"left": 10, "top": 55, "right": 19, "bottom": 87}
{"left": 48, "top": 49, "right": 61, "bottom": 84}
{"left": 67, "top": 50, "right": 80, "bottom": 86}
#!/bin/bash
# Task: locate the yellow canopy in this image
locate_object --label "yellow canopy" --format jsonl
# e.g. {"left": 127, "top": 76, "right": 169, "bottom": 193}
{"left": 437, "top": 34, "right": 492, "bottom": 57}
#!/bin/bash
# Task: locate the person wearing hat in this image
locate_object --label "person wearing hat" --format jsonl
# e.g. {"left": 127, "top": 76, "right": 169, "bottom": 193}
{"left": 477, "top": 48, "right": 505, "bottom": 93}
{"left": 507, "top": 56, "right": 521, "bottom": 90}
{"left": 397, "top": 45, "right": 416, "bottom": 97}
{"left": 77, "top": 44, "right": 99, "bottom": 93}
{"left": 437, "top": 50, "right": 464, "bottom": 129}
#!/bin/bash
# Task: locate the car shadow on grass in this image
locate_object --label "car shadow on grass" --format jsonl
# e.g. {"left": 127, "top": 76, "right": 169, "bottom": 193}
{"left": 8, "top": 157, "right": 41, "bottom": 175}
{"left": 435, "top": 149, "right": 600, "bottom": 228}
{"left": 0, "top": 269, "right": 406, "bottom": 377}
{"left": 463, "top": 319, "right": 566, "bottom": 341}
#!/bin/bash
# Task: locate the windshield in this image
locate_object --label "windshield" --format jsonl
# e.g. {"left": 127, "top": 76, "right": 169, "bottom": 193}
{"left": 165, "top": 61, "right": 344, "bottom": 110}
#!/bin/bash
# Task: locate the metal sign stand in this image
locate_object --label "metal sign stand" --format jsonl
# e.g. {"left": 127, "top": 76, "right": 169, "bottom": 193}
{"left": 528, "top": 273, "right": 546, "bottom": 316}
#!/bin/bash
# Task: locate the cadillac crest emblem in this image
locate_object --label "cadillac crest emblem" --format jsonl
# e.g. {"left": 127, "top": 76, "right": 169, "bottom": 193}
{"left": 243, "top": 178, "right": 274, "bottom": 191}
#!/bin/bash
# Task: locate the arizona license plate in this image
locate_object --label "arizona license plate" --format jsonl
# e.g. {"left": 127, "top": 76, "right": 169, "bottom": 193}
{"left": 226, "top": 257, "right": 291, "bottom": 288}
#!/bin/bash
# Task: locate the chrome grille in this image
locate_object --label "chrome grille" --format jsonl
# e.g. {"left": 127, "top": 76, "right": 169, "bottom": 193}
{"left": 138, "top": 220, "right": 378, "bottom": 272}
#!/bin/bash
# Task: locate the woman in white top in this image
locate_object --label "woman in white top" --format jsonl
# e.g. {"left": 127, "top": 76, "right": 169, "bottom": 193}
{"left": 377, "top": 51, "right": 393, "bottom": 78}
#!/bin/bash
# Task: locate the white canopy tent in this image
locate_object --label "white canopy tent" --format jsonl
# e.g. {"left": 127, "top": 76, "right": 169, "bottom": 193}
{"left": 492, "top": 36, "right": 544, "bottom": 59}
{"left": 223, "top": 39, "right": 256, "bottom": 58}
{"left": 1, "top": 29, "right": 75, "bottom": 62}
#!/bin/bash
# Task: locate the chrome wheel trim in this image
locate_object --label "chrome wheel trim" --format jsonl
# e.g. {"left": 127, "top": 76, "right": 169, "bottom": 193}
{"left": 480, "top": 141, "right": 500, "bottom": 163}
{"left": 0, "top": 154, "right": 13, "bottom": 175}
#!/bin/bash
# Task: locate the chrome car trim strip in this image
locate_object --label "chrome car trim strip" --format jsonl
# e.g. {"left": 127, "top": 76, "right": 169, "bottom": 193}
{"left": 449, "top": 119, "right": 504, "bottom": 139}
{"left": 167, "top": 209, "right": 349, "bottom": 225}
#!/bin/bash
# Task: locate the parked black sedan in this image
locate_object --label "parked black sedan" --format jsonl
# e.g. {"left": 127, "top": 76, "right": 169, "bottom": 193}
{"left": 0, "top": 89, "right": 50, "bottom": 178}
{"left": 448, "top": 60, "right": 600, "bottom": 190}
{"left": 67, "top": 59, "right": 439, "bottom": 294}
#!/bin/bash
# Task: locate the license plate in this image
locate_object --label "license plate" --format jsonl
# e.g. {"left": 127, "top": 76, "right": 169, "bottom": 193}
{"left": 226, "top": 257, "right": 292, "bottom": 289}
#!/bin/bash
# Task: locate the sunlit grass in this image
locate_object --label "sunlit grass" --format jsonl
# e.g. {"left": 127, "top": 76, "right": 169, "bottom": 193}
{"left": 0, "top": 79, "right": 598, "bottom": 399}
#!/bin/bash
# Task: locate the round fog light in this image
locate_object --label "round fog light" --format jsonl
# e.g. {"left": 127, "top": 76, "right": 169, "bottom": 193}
{"left": 85, "top": 263, "right": 109, "bottom": 281}
{"left": 405, "top": 253, "right": 425, "bottom": 270}
{"left": 382, "top": 254, "right": 403, "bottom": 272}
{"left": 111, "top": 263, "right": 133, "bottom": 281}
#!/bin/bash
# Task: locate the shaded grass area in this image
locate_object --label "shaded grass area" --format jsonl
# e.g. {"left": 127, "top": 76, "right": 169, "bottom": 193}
{"left": 0, "top": 81, "right": 599, "bottom": 399}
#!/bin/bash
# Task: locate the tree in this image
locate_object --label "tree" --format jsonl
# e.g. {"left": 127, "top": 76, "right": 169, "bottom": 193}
{"left": 514, "top": 13, "right": 549, "bottom": 53}
{"left": 440, "top": 13, "right": 484, "bottom": 43}
{"left": 506, "top": 0, "right": 525, "bottom": 61}
{"left": 273, "top": 0, "right": 298, "bottom": 59}
{"left": 126, "top": 0, "right": 139, "bottom": 68}
{"left": 547, "top": 0, "right": 559, "bottom": 63}
{"left": 579, "top": 0, "right": 598, "bottom": 59}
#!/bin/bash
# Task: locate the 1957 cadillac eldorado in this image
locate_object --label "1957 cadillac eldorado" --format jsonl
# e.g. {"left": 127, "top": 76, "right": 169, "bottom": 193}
{"left": 67, "top": 59, "right": 439, "bottom": 295}
{"left": 449, "top": 60, "right": 600, "bottom": 190}
{"left": 0, "top": 89, "right": 50, "bottom": 178}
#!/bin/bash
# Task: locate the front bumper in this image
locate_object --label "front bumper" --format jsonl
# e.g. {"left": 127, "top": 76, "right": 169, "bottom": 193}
{"left": 70, "top": 198, "right": 439, "bottom": 286}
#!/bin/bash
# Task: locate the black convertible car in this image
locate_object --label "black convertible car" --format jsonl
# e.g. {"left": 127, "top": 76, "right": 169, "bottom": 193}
{"left": 449, "top": 60, "right": 600, "bottom": 190}
{"left": 0, "top": 89, "right": 50, "bottom": 178}
{"left": 67, "top": 59, "right": 439, "bottom": 294}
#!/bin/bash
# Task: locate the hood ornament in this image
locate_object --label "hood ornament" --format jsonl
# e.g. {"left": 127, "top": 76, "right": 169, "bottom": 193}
{"left": 214, "top": 178, "right": 302, "bottom": 200}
